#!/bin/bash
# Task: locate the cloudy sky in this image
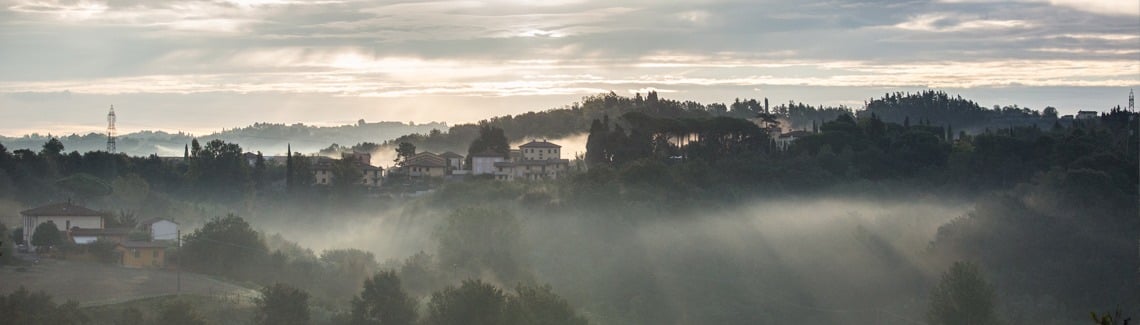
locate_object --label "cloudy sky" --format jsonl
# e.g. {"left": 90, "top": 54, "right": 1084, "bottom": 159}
{"left": 0, "top": 0, "right": 1137, "bottom": 136}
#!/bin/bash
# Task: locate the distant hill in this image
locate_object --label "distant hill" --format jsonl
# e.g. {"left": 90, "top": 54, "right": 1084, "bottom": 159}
{"left": 0, "top": 120, "right": 447, "bottom": 156}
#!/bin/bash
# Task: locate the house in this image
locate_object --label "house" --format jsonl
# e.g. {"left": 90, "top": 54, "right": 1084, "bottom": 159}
{"left": 139, "top": 218, "right": 179, "bottom": 241}
{"left": 440, "top": 151, "right": 464, "bottom": 172}
{"left": 403, "top": 152, "right": 447, "bottom": 177}
{"left": 470, "top": 150, "right": 507, "bottom": 175}
{"left": 311, "top": 153, "right": 384, "bottom": 187}
{"left": 69, "top": 227, "right": 130, "bottom": 244}
{"left": 115, "top": 241, "right": 167, "bottom": 268}
{"left": 775, "top": 130, "right": 813, "bottom": 151}
{"left": 519, "top": 140, "right": 561, "bottom": 160}
{"left": 1076, "top": 111, "right": 1098, "bottom": 120}
{"left": 490, "top": 140, "right": 571, "bottom": 180}
{"left": 21, "top": 201, "right": 105, "bottom": 248}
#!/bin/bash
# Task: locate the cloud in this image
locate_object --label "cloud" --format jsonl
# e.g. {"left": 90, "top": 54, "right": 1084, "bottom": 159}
{"left": 0, "top": 0, "right": 1138, "bottom": 136}
{"left": 894, "top": 13, "right": 1033, "bottom": 32}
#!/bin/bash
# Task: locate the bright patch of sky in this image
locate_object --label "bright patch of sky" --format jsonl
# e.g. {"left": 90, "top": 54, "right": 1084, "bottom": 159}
{"left": 0, "top": 0, "right": 1137, "bottom": 136}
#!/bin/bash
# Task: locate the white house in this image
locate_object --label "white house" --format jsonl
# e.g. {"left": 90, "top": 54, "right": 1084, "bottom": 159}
{"left": 21, "top": 201, "right": 105, "bottom": 247}
{"left": 488, "top": 140, "right": 571, "bottom": 180}
{"left": 470, "top": 150, "right": 507, "bottom": 175}
{"left": 139, "top": 218, "right": 179, "bottom": 241}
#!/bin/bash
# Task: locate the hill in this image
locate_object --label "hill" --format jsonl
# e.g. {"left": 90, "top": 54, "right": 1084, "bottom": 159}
{"left": 0, "top": 120, "right": 447, "bottom": 157}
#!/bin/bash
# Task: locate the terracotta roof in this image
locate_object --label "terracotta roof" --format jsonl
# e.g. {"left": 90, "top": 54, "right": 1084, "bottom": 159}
{"left": 495, "top": 159, "right": 569, "bottom": 167}
{"left": 405, "top": 153, "right": 447, "bottom": 168}
{"left": 519, "top": 140, "right": 561, "bottom": 148}
{"left": 21, "top": 202, "right": 105, "bottom": 217}
{"left": 118, "top": 241, "right": 169, "bottom": 249}
{"left": 439, "top": 151, "right": 463, "bottom": 159}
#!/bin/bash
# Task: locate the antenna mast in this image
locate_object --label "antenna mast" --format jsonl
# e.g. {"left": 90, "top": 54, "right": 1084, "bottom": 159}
{"left": 107, "top": 105, "right": 117, "bottom": 153}
{"left": 1129, "top": 88, "right": 1134, "bottom": 112}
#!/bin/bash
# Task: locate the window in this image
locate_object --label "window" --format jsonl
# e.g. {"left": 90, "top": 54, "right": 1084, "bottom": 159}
{"left": 132, "top": 249, "right": 140, "bottom": 259}
{"left": 153, "top": 250, "right": 159, "bottom": 258}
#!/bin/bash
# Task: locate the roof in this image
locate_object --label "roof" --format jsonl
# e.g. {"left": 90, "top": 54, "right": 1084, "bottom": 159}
{"left": 140, "top": 217, "right": 179, "bottom": 226}
{"left": 439, "top": 151, "right": 463, "bottom": 159}
{"left": 405, "top": 153, "right": 447, "bottom": 168}
{"left": 70, "top": 227, "right": 132, "bottom": 236}
{"left": 21, "top": 202, "right": 105, "bottom": 217}
{"left": 118, "top": 241, "right": 169, "bottom": 249}
{"left": 471, "top": 149, "right": 507, "bottom": 158}
{"left": 519, "top": 140, "right": 561, "bottom": 148}
{"left": 1076, "top": 110, "right": 1098, "bottom": 114}
{"left": 495, "top": 159, "right": 570, "bottom": 167}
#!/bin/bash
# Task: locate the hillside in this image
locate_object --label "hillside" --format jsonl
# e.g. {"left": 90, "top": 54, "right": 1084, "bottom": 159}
{"left": 0, "top": 258, "right": 256, "bottom": 307}
{"left": 0, "top": 121, "right": 447, "bottom": 157}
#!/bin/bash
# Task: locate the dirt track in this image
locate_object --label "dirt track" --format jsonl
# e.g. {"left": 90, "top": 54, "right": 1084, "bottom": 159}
{"left": 0, "top": 256, "right": 257, "bottom": 307}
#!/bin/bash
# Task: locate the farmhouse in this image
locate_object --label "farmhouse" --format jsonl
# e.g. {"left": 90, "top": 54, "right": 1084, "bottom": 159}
{"left": 312, "top": 153, "right": 384, "bottom": 187}
{"left": 115, "top": 241, "right": 168, "bottom": 268}
{"left": 21, "top": 201, "right": 105, "bottom": 248}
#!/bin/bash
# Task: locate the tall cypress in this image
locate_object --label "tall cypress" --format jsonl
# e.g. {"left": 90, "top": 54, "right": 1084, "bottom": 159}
{"left": 286, "top": 144, "right": 293, "bottom": 192}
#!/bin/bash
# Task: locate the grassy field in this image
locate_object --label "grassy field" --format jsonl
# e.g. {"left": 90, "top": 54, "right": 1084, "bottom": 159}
{"left": 0, "top": 256, "right": 258, "bottom": 307}
{"left": 81, "top": 294, "right": 255, "bottom": 325}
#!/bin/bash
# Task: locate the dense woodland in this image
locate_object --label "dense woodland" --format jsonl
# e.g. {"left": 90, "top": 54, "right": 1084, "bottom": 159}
{"left": 0, "top": 90, "right": 1137, "bottom": 324}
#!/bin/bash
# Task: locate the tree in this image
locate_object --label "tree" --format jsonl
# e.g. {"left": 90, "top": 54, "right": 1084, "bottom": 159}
{"left": 435, "top": 207, "right": 526, "bottom": 282}
{"left": 31, "top": 221, "right": 62, "bottom": 248}
{"left": 350, "top": 270, "right": 418, "bottom": 325}
{"left": 181, "top": 214, "right": 267, "bottom": 278}
{"left": 424, "top": 279, "right": 507, "bottom": 325}
{"left": 505, "top": 284, "right": 588, "bottom": 325}
{"left": 331, "top": 157, "right": 364, "bottom": 192}
{"left": 1043, "top": 106, "right": 1058, "bottom": 119}
{"left": 928, "top": 261, "right": 1001, "bottom": 325}
{"left": 395, "top": 142, "right": 417, "bottom": 166}
{"left": 0, "top": 287, "right": 86, "bottom": 325}
{"left": 158, "top": 300, "right": 206, "bottom": 325}
{"left": 40, "top": 138, "right": 64, "bottom": 157}
{"left": 254, "top": 283, "right": 310, "bottom": 325}
{"left": 465, "top": 124, "right": 510, "bottom": 167}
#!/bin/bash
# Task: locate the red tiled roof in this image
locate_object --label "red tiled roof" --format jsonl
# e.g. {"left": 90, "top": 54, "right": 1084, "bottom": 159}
{"left": 519, "top": 140, "right": 561, "bottom": 148}
{"left": 20, "top": 202, "right": 105, "bottom": 217}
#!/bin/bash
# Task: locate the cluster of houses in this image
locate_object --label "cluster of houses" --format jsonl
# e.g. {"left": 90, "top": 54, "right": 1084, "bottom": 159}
{"left": 397, "top": 140, "right": 571, "bottom": 181}
{"left": 290, "top": 139, "right": 573, "bottom": 187}
{"left": 20, "top": 201, "right": 177, "bottom": 269}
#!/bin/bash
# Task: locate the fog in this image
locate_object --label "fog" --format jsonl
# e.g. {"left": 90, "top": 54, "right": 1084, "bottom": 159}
{"left": 253, "top": 194, "right": 969, "bottom": 324}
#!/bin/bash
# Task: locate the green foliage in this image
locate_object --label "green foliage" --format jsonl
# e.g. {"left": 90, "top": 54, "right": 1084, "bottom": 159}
{"left": 88, "top": 238, "right": 119, "bottom": 264}
{"left": 435, "top": 206, "right": 527, "bottom": 283}
{"left": 425, "top": 279, "right": 508, "bottom": 325}
{"left": 30, "top": 221, "right": 62, "bottom": 247}
{"left": 254, "top": 283, "right": 311, "bottom": 325}
{"left": 464, "top": 124, "right": 510, "bottom": 167}
{"left": 927, "top": 261, "right": 1001, "bottom": 325}
{"left": 395, "top": 142, "right": 416, "bottom": 165}
{"left": 505, "top": 284, "right": 589, "bottom": 325}
{"left": 331, "top": 157, "right": 365, "bottom": 192}
{"left": 0, "top": 287, "right": 87, "bottom": 325}
{"left": 158, "top": 299, "right": 206, "bottom": 325}
{"left": 181, "top": 214, "right": 267, "bottom": 278}
{"left": 54, "top": 173, "right": 113, "bottom": 199}
{"left": 350, "top": 270, "right": 418, "bottom": 325}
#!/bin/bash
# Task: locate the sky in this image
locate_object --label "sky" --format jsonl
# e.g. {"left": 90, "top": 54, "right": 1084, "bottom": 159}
{"left": 0, "top": 0, "right": 1137, "bottom": 136}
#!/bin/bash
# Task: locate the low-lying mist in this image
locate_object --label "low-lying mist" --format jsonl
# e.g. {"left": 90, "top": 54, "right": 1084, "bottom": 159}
{"left": 255, "top": 195, "right": 969, "bottom": 324}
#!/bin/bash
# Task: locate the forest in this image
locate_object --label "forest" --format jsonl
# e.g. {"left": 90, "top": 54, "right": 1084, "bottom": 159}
{"left": 0, "top": 90, "right": 1136, "bottom": 324}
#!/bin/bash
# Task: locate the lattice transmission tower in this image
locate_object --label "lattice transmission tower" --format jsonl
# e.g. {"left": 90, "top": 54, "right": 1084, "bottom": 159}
{"left": 107, "top": 105, "right": 117, "bottom": 153}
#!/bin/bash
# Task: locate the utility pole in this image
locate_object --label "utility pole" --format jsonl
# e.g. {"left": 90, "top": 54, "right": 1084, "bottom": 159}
{"left": 177, "top": 228, "right": 181, "bottom": 295}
